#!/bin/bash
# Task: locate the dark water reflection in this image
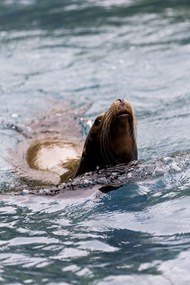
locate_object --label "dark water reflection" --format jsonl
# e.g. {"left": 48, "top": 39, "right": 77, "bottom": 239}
{"left": 1, "top": 0, "right": 190, "bottom": 32}
{"left": 1, "top": 176, "right": 190, "bottom": 284}
{"left": 1, "top": 0, "right": 190, "bottom": 284}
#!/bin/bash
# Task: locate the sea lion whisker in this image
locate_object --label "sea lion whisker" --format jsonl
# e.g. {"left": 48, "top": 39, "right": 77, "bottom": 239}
{"left": 100, "top": 121, "right": 111, "bottom": 165}
{"left": 101, "top": 119, "right": 118, "bottom": 165}
{"left": 103, "top": 133, "right": 112, "bottom": 163}
{"left": 100, "top": 125, "right": 110, "bottom": 164}
{"left": 105, "top": 111, "right": 120, "bottom": 163}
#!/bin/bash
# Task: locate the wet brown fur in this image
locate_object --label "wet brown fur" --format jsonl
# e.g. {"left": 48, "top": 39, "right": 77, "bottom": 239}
{"left": 75, "top": 99, "right": 137, "bottom": 176}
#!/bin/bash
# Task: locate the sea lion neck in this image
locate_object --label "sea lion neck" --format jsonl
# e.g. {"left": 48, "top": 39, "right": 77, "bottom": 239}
{"left": 109, "top": 115, "right": 137, "bottom": 163}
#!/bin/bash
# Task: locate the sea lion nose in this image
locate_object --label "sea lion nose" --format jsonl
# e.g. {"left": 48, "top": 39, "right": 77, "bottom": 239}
{"left": 117, "top": 98, "right": 125, "bottom": 106}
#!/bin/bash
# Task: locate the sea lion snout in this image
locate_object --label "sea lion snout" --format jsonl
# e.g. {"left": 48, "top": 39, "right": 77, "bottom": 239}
{"left": 117, "top": 98, "right": 126, "bottom": 106}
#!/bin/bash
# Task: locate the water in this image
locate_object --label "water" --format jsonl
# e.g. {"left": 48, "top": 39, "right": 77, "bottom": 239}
{"left": 0, "top": 0, "right": 190, "bottom": 284}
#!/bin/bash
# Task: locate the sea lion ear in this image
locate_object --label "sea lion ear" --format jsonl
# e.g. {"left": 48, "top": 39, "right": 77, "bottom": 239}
{"left": 94, "top": 116, "right": 102, "bottom": 126}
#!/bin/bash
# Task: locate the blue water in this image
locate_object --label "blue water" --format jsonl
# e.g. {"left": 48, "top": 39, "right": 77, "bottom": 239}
{"left": 0, "top": 0, "right": 190, "bottom": 284}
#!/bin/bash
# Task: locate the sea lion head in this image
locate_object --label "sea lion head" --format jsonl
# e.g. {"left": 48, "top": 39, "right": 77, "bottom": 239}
{"left": 75, "top": 99, "right": 137, "bottom": 176}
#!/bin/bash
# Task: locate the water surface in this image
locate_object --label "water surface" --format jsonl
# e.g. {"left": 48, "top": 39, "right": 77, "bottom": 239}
{"left": 0, "top": 0, "right": 190, "bottom": 284}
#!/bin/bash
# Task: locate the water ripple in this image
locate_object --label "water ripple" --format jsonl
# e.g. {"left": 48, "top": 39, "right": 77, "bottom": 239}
{"left": 1, "top": 0, "right": 190, "bottom": 284}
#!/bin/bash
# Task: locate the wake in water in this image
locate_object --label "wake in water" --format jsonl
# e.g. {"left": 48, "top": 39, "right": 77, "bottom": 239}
{"left": 25, "top": 151, "right": 190, "bottom": 195}
{"left": 0, "top": 100, "right": 190, "bottom": 197}
{"left": 1, "top": 150, "right": 188, "bottom": 198}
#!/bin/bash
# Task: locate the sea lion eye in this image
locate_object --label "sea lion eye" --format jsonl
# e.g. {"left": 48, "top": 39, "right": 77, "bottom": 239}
{"left": 94, "top": 116, "right": 102, "bottom": 126}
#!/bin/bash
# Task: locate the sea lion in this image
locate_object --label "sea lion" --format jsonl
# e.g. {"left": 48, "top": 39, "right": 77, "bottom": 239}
{"left": 9, "top": 99, "right": 137, "bottom": 187}
{"left": 75, "top": 98, "right": 137, "bottom": 177}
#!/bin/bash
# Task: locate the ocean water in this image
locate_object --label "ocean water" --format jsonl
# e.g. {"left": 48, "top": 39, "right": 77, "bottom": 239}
{"left": 0, "top": 0, "right": 190, "bottom": 284}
